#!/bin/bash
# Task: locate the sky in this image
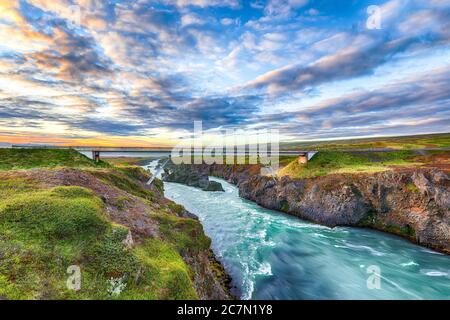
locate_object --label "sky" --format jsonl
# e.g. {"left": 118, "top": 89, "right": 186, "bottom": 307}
{"left": 0, "top": 0, "right": 449, "bottom": 147}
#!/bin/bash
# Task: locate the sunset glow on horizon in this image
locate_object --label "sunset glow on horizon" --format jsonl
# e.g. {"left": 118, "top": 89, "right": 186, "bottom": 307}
{"left": 1, "top": 0, "right": 449, "bottom": 147}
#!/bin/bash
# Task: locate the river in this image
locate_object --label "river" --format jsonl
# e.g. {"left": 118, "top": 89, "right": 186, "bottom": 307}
{"left": 144, "top": 160, "right": 450, "bottom": 300}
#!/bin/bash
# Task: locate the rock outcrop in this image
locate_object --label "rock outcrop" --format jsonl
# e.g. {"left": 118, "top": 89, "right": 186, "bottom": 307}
{"left": 162, "top": 163, "right": 224, "bottom": 192}
{"left": 173, "top": 163, "right": 450, "bottom": 254}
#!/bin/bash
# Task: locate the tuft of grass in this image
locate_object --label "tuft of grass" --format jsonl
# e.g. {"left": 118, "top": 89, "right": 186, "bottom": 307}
{"left": 167, "top": 203, "right": 185, "bottom": 215}
{"left": 0, "top": 187, "right": 108, "bottom": 242}
{"left": 0, "top": 177, "right": 38, "bottom": 197}
{"left": 126, "top": 239, "right": 198, "bottom": 300}
{"left": 88, "top": 169, "right": 155, "bottom": 201}
{"left": 406, "top": 183, "right": 420, "bottom": 194}
{"left": 278, "top": 151, "right": 418, "bottom": 179}
{"left": 115, "top": 166, "right": 151, "bottom": 183}
{"left": 104, "top": 157, "right": 155, "bottom": 166}
{"left": 152, "top": 213, "right": 211, "bottom": 255}
{"left": 0, "top": 148, "right": 108, "bottom": 171}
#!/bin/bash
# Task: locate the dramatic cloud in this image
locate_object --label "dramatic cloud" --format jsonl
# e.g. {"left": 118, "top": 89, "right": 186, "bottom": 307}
{"left": 254, "top": 67, "right": 450, "bottom": 139}
{"left": 244, "top": 1, "right": 450, "bottom": 96}
{"left": 0, "top": 0, "right": 449, "bottom": 146}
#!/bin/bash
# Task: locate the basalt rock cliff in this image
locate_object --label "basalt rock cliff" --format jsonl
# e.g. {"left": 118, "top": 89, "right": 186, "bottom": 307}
{"left": 169, "top": 162, "right": 450, "bottom": 254}
{"left": 162, "top": 163, "right": 224, "bottom": 192}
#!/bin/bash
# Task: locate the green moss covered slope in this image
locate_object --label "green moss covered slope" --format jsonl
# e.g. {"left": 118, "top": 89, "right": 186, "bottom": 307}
{"left": 0, "top": 149, "right": 230, "bottom": 300}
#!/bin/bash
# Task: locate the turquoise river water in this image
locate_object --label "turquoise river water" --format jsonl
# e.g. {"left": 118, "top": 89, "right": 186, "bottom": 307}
{"left": 145, "top": 161, "right": 450, "bottom": 300}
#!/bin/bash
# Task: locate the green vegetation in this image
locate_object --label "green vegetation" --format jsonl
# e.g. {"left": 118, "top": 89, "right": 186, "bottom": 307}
{"left": 106, "top": 158, "right": 164, "bottom": 192}
{"left": 279, "top": 155, "right": 298, "bottom": 166}
{"left": 127, "top": 240, "right": 197, "bottom": 300}
{"left": 116, "top": 165, "right": 150, "bottom": 182}
{"left": 104, "top": 157, "right": 154, "bottom": 166}
{"left": 0, "top": 181, "right": 198, "bottom": 300}
{"left": 0, "top": 148, "right": 108, "bottom": 171}
{"left": 152, "top": 213, "right": 211, "bottom": 255}
{"left": 88, "top": 168, "right": 156, "bottom": 201}
{"left": 406, "top": 183, "right": 420, "bottom": 194}
{"left": 0, "top": 148, "right": 209, "bottom": 300}
{"left": 385, "top": 224, "right": 416, "bottom": 237}
{"left": 278, "top": 151, "right": 418, "bottom": 179}
{"left": 282, "top": 133, "right": 450, "bottom": 151}
{"left": 167, "top": 203, "right": 186, "bottom": 215}
{"left": 280, "top": 200, "right": 290, "bottom": 212}
{"left": 115, "top": 165, "right": 164, "bottom": 194}
{"left": 358, "top": 211, "right": 416, "bottom": 239}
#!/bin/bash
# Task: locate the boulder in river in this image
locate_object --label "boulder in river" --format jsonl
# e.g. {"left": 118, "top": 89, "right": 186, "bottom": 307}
{"left": 162, "top": 163, "right": 225, "bottom": 192}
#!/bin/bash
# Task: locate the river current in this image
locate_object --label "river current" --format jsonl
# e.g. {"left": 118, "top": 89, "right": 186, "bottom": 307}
{"left": 145, "top": 161, "right": 450, "bottom": 300}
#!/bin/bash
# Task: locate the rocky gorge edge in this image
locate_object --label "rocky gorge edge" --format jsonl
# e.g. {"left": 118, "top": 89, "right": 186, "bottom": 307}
{"left": 0, "top": 166, "right": 233, "bottom": 299}
{"left": 162, "top": 162, "right": 225, "bottom": 192}
{"left": 169, "top": 162, "right": 450, "bottom": 255}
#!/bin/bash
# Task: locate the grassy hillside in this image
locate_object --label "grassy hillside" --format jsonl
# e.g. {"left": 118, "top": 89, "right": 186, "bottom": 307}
{"left": 278, "top": 151, "right": 421, "bottom": 179}
{"left": 104, "top": 157, "right": 154, "bottom": 166}
{"left": 0, "top": 149, "right": 223, "bottom": 300}
{"left": 0, "top": 148, "right": 108, "bottom": 171}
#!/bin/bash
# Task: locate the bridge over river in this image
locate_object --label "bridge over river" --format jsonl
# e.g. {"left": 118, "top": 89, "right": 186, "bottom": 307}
{"left": 77, "top": 148, "right": 318, "bottom": 164}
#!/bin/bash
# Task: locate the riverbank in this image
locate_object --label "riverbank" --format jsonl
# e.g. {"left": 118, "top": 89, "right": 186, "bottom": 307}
{"left": 163, "top": 154, "right": 450, "bottom": 255}
{"left": 0, "top": 149, "right": 232, "bottom": 300}
{"left": 160, "top": 172, "right": 450, "bottom": 299}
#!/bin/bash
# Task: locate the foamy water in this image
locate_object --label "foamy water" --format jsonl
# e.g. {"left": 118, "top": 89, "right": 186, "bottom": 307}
{"left": 145, "top": 161, "right": 450, "bottom": 300}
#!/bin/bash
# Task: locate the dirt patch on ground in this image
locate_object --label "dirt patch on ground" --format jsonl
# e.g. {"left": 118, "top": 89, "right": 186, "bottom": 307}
{"left": 387, "top": 152, "right": 450, "bottom": 173}
{"left": 421, "top": 154, "right": 450, "bottom": 173}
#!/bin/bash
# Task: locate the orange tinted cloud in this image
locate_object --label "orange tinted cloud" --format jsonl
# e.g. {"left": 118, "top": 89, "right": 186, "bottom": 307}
{"left": 0, "top": 133, "right": 174, "bottom": 148}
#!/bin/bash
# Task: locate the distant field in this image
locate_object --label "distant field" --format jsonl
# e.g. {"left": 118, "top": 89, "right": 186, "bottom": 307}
{"left": 103, "top": 157, "right": 154, "bottom": 166}
{"left": 0, "top": 148, "right": 108, "bottom": 171}
{"left": 281, "top": 133, "right": 450, "bottom": 151}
